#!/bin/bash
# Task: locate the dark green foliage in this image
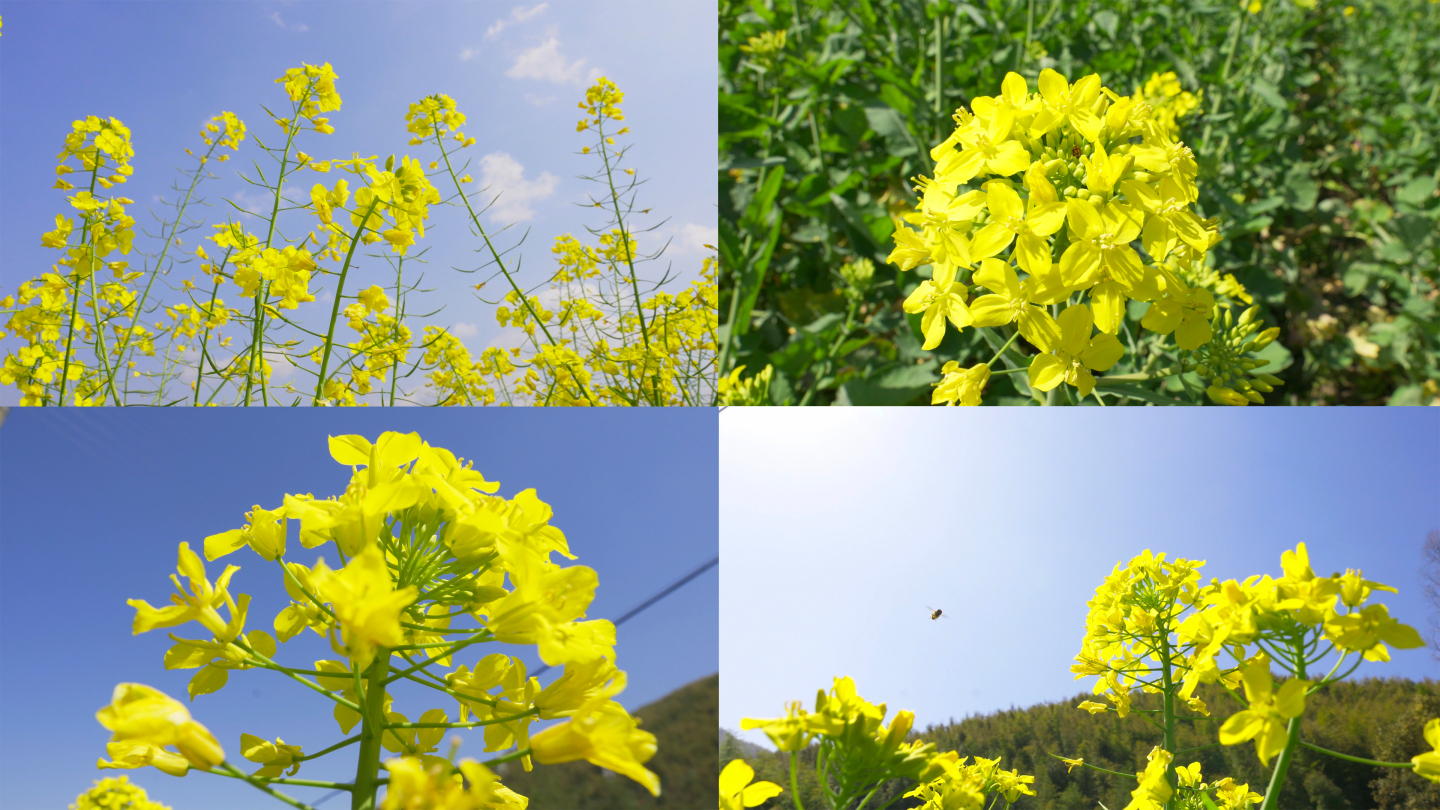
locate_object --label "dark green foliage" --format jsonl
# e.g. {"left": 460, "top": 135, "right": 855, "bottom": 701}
{"left": 724, "top": 679, "right": 1440, "bottom": 809}
{"left": 719, "top": 0, "right": 1440, "bottom": 405}
{"left": 497, "top": 674, "right": 717, "bottom": 809}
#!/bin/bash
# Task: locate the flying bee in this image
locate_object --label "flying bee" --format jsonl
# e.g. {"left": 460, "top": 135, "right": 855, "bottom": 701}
{"left": 926, "top": 605, "right": 947, "bottom": 621}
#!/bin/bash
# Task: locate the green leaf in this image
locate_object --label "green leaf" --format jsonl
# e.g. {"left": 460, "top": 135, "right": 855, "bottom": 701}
{"left": 1093, "top": 10, "right": 1119, "bottom": 39}
{"left": 1284, "top": 163, "right": 1319, "bottom": 211}
{"left": 1250, "top": 78, "right": 1288, "bottom": 110}
{"left": 1395, "top": 176, "right": 1436, "bottom": 207}
{"left": 836, "top": 362, "right": 938, "bottom": 405}
{"left": 1094, "top": 380, "right": 1182, "bottom": 405}
{"left": 1387, "top": 384, "right": 1425, "bottom": 406}
{"left": 1250, "top": 337, "right": 1293, "bottom": 374}
{"left": 719, "top": 155, "right": 788, "bottom": 171}
{"left": 878, "top": 84, "right": 914, "bottom": 119}
{"left": 863, "top": 103, "right": 917, "bottom": 155}
{"left": 830, "top": 192, "right": 880, "bottom": 255}
{"left": 741, "top": 166, "right": 787, "bottom": 230}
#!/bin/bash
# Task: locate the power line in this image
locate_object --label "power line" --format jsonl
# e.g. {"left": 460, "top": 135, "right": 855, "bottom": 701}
{"left": 312, "top": 553, "right": 719, "bottom": 806}
{"left": 533, "top": 553, "right": 718, "bottom": 677}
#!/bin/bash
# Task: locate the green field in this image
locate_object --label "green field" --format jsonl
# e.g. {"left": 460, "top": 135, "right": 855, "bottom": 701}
{"left": 719, "top": 0, "right": 1440, "bottom": 405}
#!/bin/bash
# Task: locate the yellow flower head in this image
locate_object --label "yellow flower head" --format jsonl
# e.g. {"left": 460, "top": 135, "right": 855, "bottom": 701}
{"left": 531, "top": 699, "right": 659, "bottom": 796}
{"left": 720, "top": 759, "right": 784, "bottom": 810}
{"left": 95, "top": 683, "right": 224, "bottom": 776}
{"left": 309, "top": 543, "right": 419, "bottom": 672}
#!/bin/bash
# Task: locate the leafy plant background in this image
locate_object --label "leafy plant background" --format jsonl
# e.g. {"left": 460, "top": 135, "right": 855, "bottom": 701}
{"left": 719, "top": 0, "right": 1440, "bottom": 405}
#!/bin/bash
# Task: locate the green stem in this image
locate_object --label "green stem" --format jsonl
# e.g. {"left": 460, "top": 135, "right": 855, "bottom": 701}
{"left": 212, "top": 761, "right": 322, "bottom": 810}
{"left": 1297, "top": 740, "right": 1416, "bottom": 769}
{"left": 987, "top": 328, "right": 1022, "bottom": 367}
{"left": 351, "top": 651, "right": 392, "bottom": 810}
{"left": 431, "top": 117, "right": 593, "bottom": 405}
{"left": 1160, "top": 627, "right": 1177, "bottom": 810}
{"left": 244, "top": 97, "right": 309, "bottom": 406}
{"left": 314, "top": 197, "right": 380, "bottom": 404}
{"left": 193, "top": 263, "right": 229, "bottom": 406}
{"left": 790, "top": 751, "right": 807, "bottom": 810}
{"left": 1259, "top": 645, "right": 1306, "bottom": 810}
{"left": 120, "top": 139, "right": 218, "bottom": 394}
{"left": 296, "top": 733, "right": 362, "bottom": 763}
{"left": 56, "top": 248, "right": 91, "bottom": 406}
{"left": 87, "top": 262, "right": 123, "bottom": 405}
{"left": 593, "top": 115, "right": 658, "bottom": 405}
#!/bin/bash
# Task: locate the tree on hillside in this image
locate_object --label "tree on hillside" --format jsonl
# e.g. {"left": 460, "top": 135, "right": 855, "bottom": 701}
{"left": 1423, "top": 530, "right": 1440, "bottom": 663}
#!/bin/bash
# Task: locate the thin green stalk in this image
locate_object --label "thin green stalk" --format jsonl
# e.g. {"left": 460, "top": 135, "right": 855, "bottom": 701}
{"left": 57, "top": 155, "right": 111, "bottom": 405}
{"left": 1160, "top": 625, "right": 1178, "bottom": 810}
{"left": 119, "top": 139, "right": 218, "bottom": 394}
{"left": 790, "top": 751, "right": 807, "bottom": 810}
{"left": 797, "top": 300, "right": 857, "bottom": 406}
{"left": 212, "top": 761, "right": 322, "bottom": 810}
{"left": 314, "top": 197, "right": 380, "bottom": 404}
{"left": 480, "top": 747, "right": 533, "bottom": 768}
{"left": 1297, "top": 740, "right": 1416, "bottom": 768}
{"left": 56, "top": 266, "right": 90, "bottom": 406}
{"left": 193, "top": 263, "right": 229, "bottom": 405}
{"left": 430, "top": 117, "right": 594, "bottom": 404}
{"left": 987, "top": 328, "right": 1022, "bottom": 367}
{"left": 244, "top": 95, "right": 309, "bottom": 406}
{"left": 351, "top": 651, "right": 392, "bottom": 810}
{"left": 1259, "top": 645, "right": 1306, "bottom": 810}
{"left": 85, "top": 268, "right": 123, "bottom": 406}
{"left": 935, "top": 11, "right": 945, "bottom": 144}
{"left": 593, "top": 114, "right": 658, "bottom": 405}
{"left": 1201, "top": 11, "right": 1249, "bottom": 151}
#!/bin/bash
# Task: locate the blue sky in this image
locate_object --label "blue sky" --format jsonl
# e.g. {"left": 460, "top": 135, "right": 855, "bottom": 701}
{"left": 0, "top": 409, "right": 718, "bottom": 808}
{"left": 0, "top": 1, "right": 716, "bottom": 405}
{"left": 720, "top": 409, "right": 1440, "bottom": 750}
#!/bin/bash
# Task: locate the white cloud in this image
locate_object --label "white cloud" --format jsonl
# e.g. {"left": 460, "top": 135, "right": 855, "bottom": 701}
{"left": 267, "top": 11, "right": 308, "bottom": 32}
{"left": 485, "top": 328, "right": 529, "bottom": 352}
{"left": 504, "top": 38, "right": 595, "bottom": 84}
{"left": 523, "top": 93, "right": 557, "bottom": 107}
{"left": 679, "top": 223, "right": 719, "bottom": 253}
{"left": 263, "top": 350, "right": 297, "bottom": 383}
{"left": 485, "top": 3, "right": 549, "bottom": 40}
{"left": 227, "top": 185, "right": 306, "bottom": 219}
{"left": 477, "top": 153, "right": 559, "bottom": 224}
{"left": 450, "top": 322, "right": 479, "bottom": 338}
{"left": 460, "top": 48, "right": 479, "bottom": 61}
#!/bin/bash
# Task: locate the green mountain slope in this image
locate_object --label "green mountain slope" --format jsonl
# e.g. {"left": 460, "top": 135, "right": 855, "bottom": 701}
{"left": 726, "top": 678, "right": 1440, "bottom": 810}
{"left": 497, "top": 674, "right": 718, "bottom": 809}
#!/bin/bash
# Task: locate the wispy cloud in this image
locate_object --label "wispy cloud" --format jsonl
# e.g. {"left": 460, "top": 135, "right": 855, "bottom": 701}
{"left": 450, "top": 322, "right": 479, "bottom": 338}
{"left": 460, "top": 48, "right": 480, "bottom": 62}
{"left": 485, "top": 3, "right": 549, "bottom": 39}
{"left": 267, "top": 11, "right": 308, "bottom": 32}
{"left": 477, "top": 153, "right": 559, "bottom": 224}
{"left": 678, "top": 223, "right": 719, "bottom": 253}
{"left": 523, "top": 93, "right": 557, "bottom": 107}
{"left": 504, "top": 38, "right": 599, "bottom": 85}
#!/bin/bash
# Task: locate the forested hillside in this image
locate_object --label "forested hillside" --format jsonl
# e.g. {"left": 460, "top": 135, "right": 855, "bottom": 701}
{"left": 500, "top": 674, "right": 718, "bottom": 809}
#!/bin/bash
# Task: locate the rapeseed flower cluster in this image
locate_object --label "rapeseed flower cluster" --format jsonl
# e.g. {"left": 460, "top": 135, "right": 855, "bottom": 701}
{"left": 69, "top": 776, "right": 172, "bottom": 810}
{"left": 103, "top": 432, "right": 658, "bottom": 805}
{"left": 3, "top": 63, "right": 713, "bottom": 405}
{"left": 477, "top": 79, "right": 717, "bottom": 406}
{"left": 1062, "top": 543, "right": 1435, "bottom": 806}
{"left": 743, "top": 677, "right": 1032, "bottom": 810}
{"left": 890, "top": 69, "right": 1276, "bottom": 405}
